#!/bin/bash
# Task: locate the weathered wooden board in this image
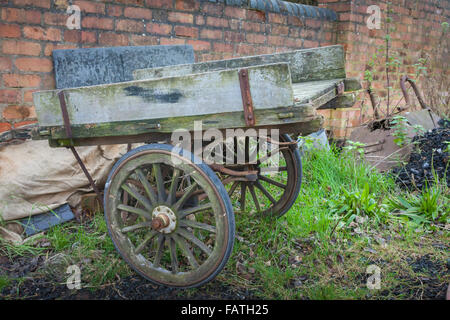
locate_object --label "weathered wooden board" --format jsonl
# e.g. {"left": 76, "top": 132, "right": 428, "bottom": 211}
{"left": 53, "top": 45, "right": 195, "bottom": 89}
{"left": 133, "top": 45, "right": 346, "bottom": 83}
{"left": 292, "top": 79, "right": 343, "bottom": 106}
{"left": 317, "top": 93, "right": 357, "bottom": 110}
{"left": 47, "top": 112, "right": 324, "bottom": 147}
{"left": 33, "top": 63, "right": 293, "bottom": 128}
{"left": 45, "top": 102, "right": 317, "bottom": 140}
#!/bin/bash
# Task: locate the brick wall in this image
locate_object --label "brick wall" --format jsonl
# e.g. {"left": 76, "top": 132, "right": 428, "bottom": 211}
{"left": 318, "top": 0, "right": 450, "bottom": 138}
{"left": 0, "top": 0, "right": 448, "bottom": 137}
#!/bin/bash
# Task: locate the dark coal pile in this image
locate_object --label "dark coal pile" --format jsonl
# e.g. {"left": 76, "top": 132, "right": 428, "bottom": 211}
{"left": 391, "top": 120, "right": 449, "bottom": 190}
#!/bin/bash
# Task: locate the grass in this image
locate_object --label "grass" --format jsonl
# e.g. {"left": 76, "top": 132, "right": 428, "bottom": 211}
{"left": 0, "top": 146, "right": 448, "bottom": 299}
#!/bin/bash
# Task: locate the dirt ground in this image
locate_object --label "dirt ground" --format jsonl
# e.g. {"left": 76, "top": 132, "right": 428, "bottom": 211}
{"left": 1, "top": 250, "right": 447, "bottom": 300}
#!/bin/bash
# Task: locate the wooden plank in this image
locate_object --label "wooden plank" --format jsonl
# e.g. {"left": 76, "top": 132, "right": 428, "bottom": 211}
{"left": 47, "top": 115, "right": 324, "bottom": 147}
{"left": 53, "top": 45, "right": 195, "bottom": 89}
{"left": 292, "top": 79, "right": 343, "bottom": 106}
{"left": 133, "top": 45, "right": 346, "bottom": 83}
{"left": 33, "top": 63, "right": 293, "bottom": 127}
{"left": 317, "top": 93, "right": 357, "bottom": 110}
{"left": 45, "top": 103, "right": 317, "bottom": 140}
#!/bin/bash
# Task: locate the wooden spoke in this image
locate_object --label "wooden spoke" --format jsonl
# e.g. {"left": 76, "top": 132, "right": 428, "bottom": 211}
{"left": 258, "top": 174, "right": 287, "bottom": 189}
{"left": 178, "top": 228, "right": 212, "bottom": 256}
{"left": 173, "top": 234, "right": 199, "bottom": 268}
{"left": 255, "top": 181, "right": 277, "bottom": 204}
{"left": 228, "top": 181, "right": 239, "bottom": 197}
{"left": 117, "top": 204, "right": 152, "bottom": 220}
{"left": 257, "top": 147, "right": 286, "bottom": 165}
{"left": 120, "top": 184, "right": 153, "bottom": 212}
{"left": 135, "top": 230, "right": 158, "bottom": 254}
{"left": 180, "top": 220, "right": 216, "bottom": 233}
{"left": 178, "top": 203, "right": 212, "bottom": 219}
{"left": 240, "top": 182, "right": 247, "bottom": 212}
{"left": 260, "top": 166, "right": 287, "bottom": 173}
{"left": 121, "top": 221, "right": 152, "bottom": 233}
{"left": 169, "top": 237, "right": 178, "bottom": 274}
{"left": 153, "top": 234, "right": 165, "bottom": 268}
{"left": 248, "top": 184, "right": 261, "bottom": 212}
{"left": 153, "top": 163, "right": 166, "bottom": 202}
{"left": 173, "top": 181, "right": 198, "bottom": 210}
{"left": 135, "top": 168, "right": 157, "bottom": 204}
{"left": 166, "top": 168, "right": 181, "bottom": 205}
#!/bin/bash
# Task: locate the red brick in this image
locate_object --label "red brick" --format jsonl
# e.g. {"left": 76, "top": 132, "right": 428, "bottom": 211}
{"left": 213, "top": 42, "right": 234, "bottom": 53}
{"left": 200, "top": 29, "right": 222, "bottom": 40}
{"left": 2, "top": 105, "right": 36, "bottom": 120}
{"left": 304, "top": 18, "right": 321, "bottom": 29}
{"left": 247, "top": 10, "right": 265, "bottom": 22}
{"left": 82, "top": 17, "right": 114, "bottom": 30}
{"left": 236, "top": 43, "right": 255, "bottom": 55}
{"left": 271, "top": 25, "right": 289, "bottom": 36}
{"left": 242, "top": 21, "right": 263, "bottom": 33}
{"left": 115, "top": 0, "right": 145, "bottom": 5}
{"left": 224, "top": 7, "right": 246, "bottom": 19}
{"left": 254, "top": 46, "right": 273, "bottom": 55}
{"left": 168, "top": 12, "right": 193, "bottom": 24}
{"left": 2, "top": 40, "right": 41, "bottom": 56}
{"left": 64, "top": 30, "right": 96, "bottom": 44}
{"left": 124, "top": 7, "right": 152, "bottom": 19}
{"left": 98, "top": 33, "right": 129, "bottom": 46}
{"left": 0, "top": 123, "right": 12, "bottom": 133}
{"left": 246, "top": 33, "right": 266, "bottom": 44}
{"left": 268, "top": 13, "right": 286, "bottom": 24}
{"left": 130, "top": 34, "right": 159, "bottom": 45}
{"left": 145, "top": 0, "right": 172, "bottom": 9}
{"left": 187, "top": 39, "right": 211, "bottom": 51}
{"left": 224, "top": 31, "right": 244, "bottom": 42}
{"left": 0, "top": 57, "right": 12, "bottom": 71}
{"left": 23, "top": 26, "right": 61, "bottom": 41}
{"left": 44, "top": 43, "right": 77, "bottom": 56}
{"left": 43, "top": 12, "right": 67, "bottom": 26}
{"left": 15, "top": 57, "right": 53, "bottom": 72}
{"left": 195, "top": 15, "right": 205, "bottom": 25}
{"left": 174, "top": 26, "right": 198, "bottom": 38}
{"left": 202, "top": 3, "right": 223, "bottom": 16}
{"left": 23, "top": 89, "right": 37, "bottom": 103}
{"left": 107, "top": 5, "right": 123, "bottom": 17}
{"left": 288, "top": 16, "right": 305, "bottom": 27}
{"left": 146, "top": 23, "right": 172, "bottom": 35}
{"left": 284, "top": 37, "right": 302, "bottom": 48}
{"left": 175, "top": 0, "right": 199, "bottom": 12}
{"left": 40, "top": 73, "right": 55, "bottom": 89}
{"left": 268, "top": 35, "right": 284, "bottom": 46}
{"left": 299, "top": 28, "right": 317, "bottom": 39}
{"left": 2, "top": 8, "right": 41, "bottom": 24}
{"left": 0, "top": 23, "right": 21, "bottom": 38}
{"left": 14, "top": 120, "right": 38, "bottom": 128}
{"left": 12, "top": 0, "right": 50, "bottom": 8}
{"left": 160, "top": 37, "right": 186, "bottom": 45}
{"left": 116, "top": 19, "right": 144, "bottom": 33}
{"left": 74, "top": 0, "right": 105, "bottom": 14}
{"left": 206, "top": 17, "right": 228, "bottom": 28}
{"left": 229, "top": 19, "right": 240, "bottom": 30}
{"left": 0, "top": 89, "right": 20, "bottom": 104}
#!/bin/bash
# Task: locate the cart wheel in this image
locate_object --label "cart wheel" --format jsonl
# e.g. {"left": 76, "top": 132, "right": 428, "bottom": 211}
{"left": 104, "top": 144, "right": 235, "bottom": 288}
{"left": 207, "top": 134, "right": 302, "bottom": 218}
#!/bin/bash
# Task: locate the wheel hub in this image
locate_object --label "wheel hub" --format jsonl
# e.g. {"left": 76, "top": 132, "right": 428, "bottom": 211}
{"left": 151, "top": 205, "right": 177, "bottom": 234}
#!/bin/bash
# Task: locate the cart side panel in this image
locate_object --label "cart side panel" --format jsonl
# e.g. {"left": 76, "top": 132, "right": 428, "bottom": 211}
{"left": 133, "top": 45, "right": 345, "bottom": 83}
{"left": 33, "top": 63, "right": 293, "bottom": 127}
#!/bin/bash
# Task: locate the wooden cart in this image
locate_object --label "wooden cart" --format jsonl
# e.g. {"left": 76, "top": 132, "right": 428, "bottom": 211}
{"left": 32, "top": 45, "right": 360, "bottom": 288}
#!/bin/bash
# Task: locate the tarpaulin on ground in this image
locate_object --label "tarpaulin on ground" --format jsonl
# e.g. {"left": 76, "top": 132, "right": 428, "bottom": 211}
{"left": 0, "top": 140, "right": 128, "bottom": 222}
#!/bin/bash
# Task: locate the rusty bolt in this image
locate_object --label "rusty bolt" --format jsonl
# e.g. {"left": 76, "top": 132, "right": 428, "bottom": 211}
{"left": 151, "top": 214, "right": 170, "bottom": 231}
